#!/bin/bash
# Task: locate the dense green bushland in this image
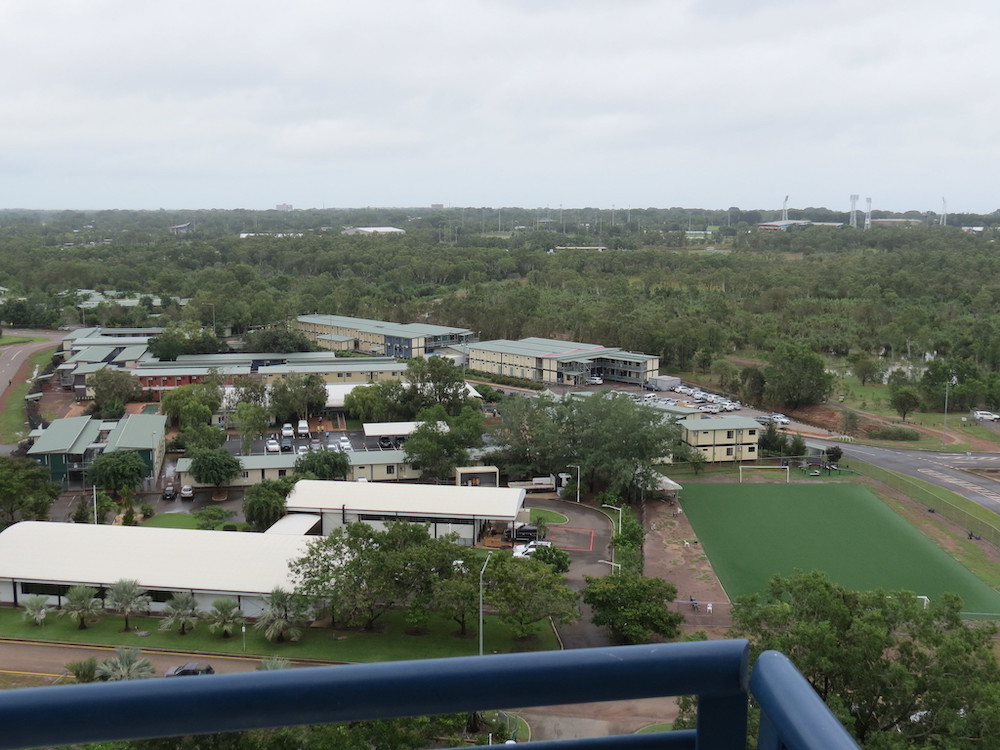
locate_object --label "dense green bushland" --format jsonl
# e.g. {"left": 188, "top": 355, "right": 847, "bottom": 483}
{"left": 4, "top": 209, "right": 1000, "bottom": 393}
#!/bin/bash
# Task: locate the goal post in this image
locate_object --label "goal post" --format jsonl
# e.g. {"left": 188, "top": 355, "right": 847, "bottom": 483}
{"left": 739, "top": 465, "right": 790, "bottom": 483}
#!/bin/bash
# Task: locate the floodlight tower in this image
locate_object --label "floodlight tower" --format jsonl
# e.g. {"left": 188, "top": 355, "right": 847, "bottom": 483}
{"left": 849, "top": 194, "right": 859, "bottom": 228}
{"left": 940, "top": 197, "right": 947, "bottom": 226}
{"left": 864, "top": 197, "right": 872, "bottom": 230}
{"left": 782, "top": 195, "right": 789, "bottom": 222}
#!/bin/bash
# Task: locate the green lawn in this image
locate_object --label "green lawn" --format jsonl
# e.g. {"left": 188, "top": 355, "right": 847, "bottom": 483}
{"left": 682, "top": 483, "right": 1000, "bottom": 614}
{"left": 0, "top": 336, "right": 47, "bottom": 347}
{"left": 0, "top": 346, "right": 58, "bottom": 442}
{"left": 143, "top": 512, "right": 200, "bottom": 529}
{"left": 530, "top": 508, "right": 568, "bottom": 525}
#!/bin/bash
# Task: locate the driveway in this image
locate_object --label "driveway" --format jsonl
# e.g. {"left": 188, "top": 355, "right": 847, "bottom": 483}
{"left": 522, "top": 495, "right": 615, "bottom": 649}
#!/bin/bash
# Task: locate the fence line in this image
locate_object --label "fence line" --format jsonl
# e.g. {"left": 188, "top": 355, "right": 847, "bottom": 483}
{"left": 852, "top": 460, "right": 1000, "bottom": 551}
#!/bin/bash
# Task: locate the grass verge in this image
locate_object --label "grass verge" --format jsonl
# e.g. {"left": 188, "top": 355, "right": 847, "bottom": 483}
{"left": 0, "top": 346, "right": 58, "bottom": 442}
{"left": 0, "top": 605, "right": 558, "bottom": 663}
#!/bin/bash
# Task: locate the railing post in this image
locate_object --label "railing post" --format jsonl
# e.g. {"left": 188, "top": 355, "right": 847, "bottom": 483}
{"left": 751, "top": 651, "right": 860, "bottom": 750}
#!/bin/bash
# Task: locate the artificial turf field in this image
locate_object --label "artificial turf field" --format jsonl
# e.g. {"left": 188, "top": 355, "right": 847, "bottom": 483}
{"left": 682, "top": 482, "right": 1000, "bottom": 614}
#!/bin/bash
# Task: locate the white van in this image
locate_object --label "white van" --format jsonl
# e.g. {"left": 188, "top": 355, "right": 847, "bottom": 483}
{"left": 297, "top": 419, "right": 310, "bottom": 437}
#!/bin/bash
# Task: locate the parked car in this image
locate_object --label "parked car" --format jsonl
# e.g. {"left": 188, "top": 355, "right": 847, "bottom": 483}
{"left": 770, "top": 413, "right": 791, "bottom": 426}
{"left": 378, "top": 436, "right": 394, "bottom": 449}
{"left": 504, "top": 524, "right": 543, "bottom": 541}
{"left": 179, "top": 485, "right": 194, "bottom": 500}
{"left": 297, "top": 419, "right": 310, "bottom": 437}
{"left": 585, "top": 376, "right": 604, "bottom": 385}
{"left": 513, "top": 540, "right": 553, "bottom": 558}
{"left": 973, "top": 410, "right": 1000, "bottom": 422}
{"left": 162, "top": 484, "right": 177, "bottom": 501}
{"left": 339, "top": 435, "right": 353, "bottom": 452}
{"left": 265, "top": 438, "right": 280, "bottom": 453}
{"left": 281, "top": 423, "right": 295, "bottom": 438}
{"left": 280, "top": 437, "right": 294, "bottom": 452}
{"left": 165, "top": 663, "right": 215, "bottom": 677}
{"left": 297, "top": 444, "right": 309, "bottom": 455}
{"left": 310, "top": 437, "right": 322, "bottom": 450}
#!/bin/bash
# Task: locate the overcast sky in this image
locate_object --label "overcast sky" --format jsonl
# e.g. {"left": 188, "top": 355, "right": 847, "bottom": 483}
{"left": 1, "top": 1, "right": 996, "bottom": 213}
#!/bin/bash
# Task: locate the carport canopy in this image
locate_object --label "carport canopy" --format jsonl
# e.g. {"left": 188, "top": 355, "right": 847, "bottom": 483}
{"left": 363, "top": 421, "right": 448, "bottom": 438}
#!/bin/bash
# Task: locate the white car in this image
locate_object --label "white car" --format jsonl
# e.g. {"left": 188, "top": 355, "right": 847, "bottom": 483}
{"left": 265, "top": 438, "right": 280, "bottom": 453}
{"left": 297, "top": 444, "right": 309, "bottom": 455}
{"left": 281, "top": 423, "right": 295, "bottom": 438}
{"left": 513, "top": 540, "right": 553, "bottom": 558}
{"left": 339, "top": 436, "right": 353, "bottom": 452}
{"left": 585, "top": 376, "right": 604, "bottom": 385}
{"left": 770, "top": 414, "right": 791, "bottom": 425}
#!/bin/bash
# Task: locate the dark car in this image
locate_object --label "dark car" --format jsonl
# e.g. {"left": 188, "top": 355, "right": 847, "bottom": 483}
{"left": 165, "top": 662, "right": 215, "bottom": 677}
{"left": 280, "top": 437, "right": 294, "bottom": 452}
{"left": 162, "top": 485, "right": 177, "bottom": 501}
{"left": 503, "top": 524, "right": 542, "bottom": 542}
{"left": 378, "top": 436, "right": 394, "bottom": 449}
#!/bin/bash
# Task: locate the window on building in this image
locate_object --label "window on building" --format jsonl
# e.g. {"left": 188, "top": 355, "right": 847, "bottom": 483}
{"left": 748, "top": 446, "right": 756, "bottom": 453}
{"left": 726, "top": 447, "right": 734, "bottom": 456}
{"left": 241, "top": 471, "right": 249, "bottom": 479}
{"left": 386, "top": 466, "right": 395, "bottom": 475}
{"left": 278, "top": 469, "right": 287, "bottom": 477}
{"left": 726, "top": 431, "right": 734, "bottom": 439}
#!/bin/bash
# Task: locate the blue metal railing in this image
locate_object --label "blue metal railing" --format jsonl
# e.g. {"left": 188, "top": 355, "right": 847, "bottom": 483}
{"left": 0, "top": 640, "right": 858, "bottom": 750}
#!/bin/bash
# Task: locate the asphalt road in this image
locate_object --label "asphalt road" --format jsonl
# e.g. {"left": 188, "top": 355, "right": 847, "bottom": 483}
{"left": 528, "top": 495, "right": 615, "bottom": 649}
{"left": 843, "top": 443, "right": 1000, "bottom": 513}
{"left": 0, "top": 638, "right": 330, "bottom": 681}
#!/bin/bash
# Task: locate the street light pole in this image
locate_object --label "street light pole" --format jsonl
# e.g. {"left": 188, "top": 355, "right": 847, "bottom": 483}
{"left": 944, "top": 375, "right": 957, "bottom": 434}
{"left": 479, "top": 551, "right": 494, "bottom": 656}
{"left": 568, "top": 464, "right": 581, "bottom": 503}
{"left": 598, "top": 559, "right": 622, "bottom": 574}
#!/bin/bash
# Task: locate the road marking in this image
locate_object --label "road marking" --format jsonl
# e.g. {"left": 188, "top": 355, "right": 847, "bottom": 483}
{"left": 0, "top": 669, "right": 63, "bottom": 678}
{"left": 917, "top": 469, "right": 1000, "bottom": 502}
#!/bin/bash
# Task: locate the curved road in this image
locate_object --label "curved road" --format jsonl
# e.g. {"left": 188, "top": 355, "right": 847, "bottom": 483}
{"left": 528, "top": 495, "right": 616, "bottom": 649}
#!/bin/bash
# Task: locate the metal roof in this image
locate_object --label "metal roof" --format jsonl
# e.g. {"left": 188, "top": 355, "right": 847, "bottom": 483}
{"left": 264, "top": 514, "right": 322, "bottom": 535}
{"left": 0, "top": 522, "right": 311, "bottom": 595}
{"left": 297, "top": 314, "right": 473, "bottom": 339}
{"left": 27, "top": 416, "right": 102, "bottom": 455}
{"left": 286, "top": 480, "right": 524, "bottom": 521}
{"left": 104, "top": 414, "right": 167, "bottom": 452}
{"left": 677, "top": 416, "right": 763, "bottom": 430}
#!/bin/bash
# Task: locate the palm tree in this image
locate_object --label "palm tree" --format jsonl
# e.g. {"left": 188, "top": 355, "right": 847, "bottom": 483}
{"left": 254, "top": 588, "right": 306, "bottom": 643}
{"left": 206, "top": 598, "right": 244, "bottom": 639}
{"left": 159, "top": 592, "right": 200, "bottom": 635}
{"left": 95, "top": 648, "right": 155, "bottom": 681}
{"left": 22, "top": 595, "right": 49, "bottom": 626}
{"left": 106, "top": 579, "right": 151, "bottom": 631}
{"left": 61, "top": 585, "right": 102, "bottom": 630}
{"left": 256, "top": 657, "right": 291, "bottom": 671}
{"left": 65, "top": 657, "right": 99, "bottom": 683}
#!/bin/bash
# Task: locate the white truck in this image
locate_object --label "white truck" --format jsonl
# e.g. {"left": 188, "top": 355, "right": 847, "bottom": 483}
{"left": 506, "top": 475, "right": 557, "bottom": 492}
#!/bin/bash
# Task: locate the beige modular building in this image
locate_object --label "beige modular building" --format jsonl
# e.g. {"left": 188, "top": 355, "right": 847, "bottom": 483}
{"left": 467, "top": 337, "right": 659, "bottom": 386}
{"left": 677, "top": 416, "right": 761, "bottom": 462}
{"left": 296, "top": 314, "right": 476, "bottom": 359}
